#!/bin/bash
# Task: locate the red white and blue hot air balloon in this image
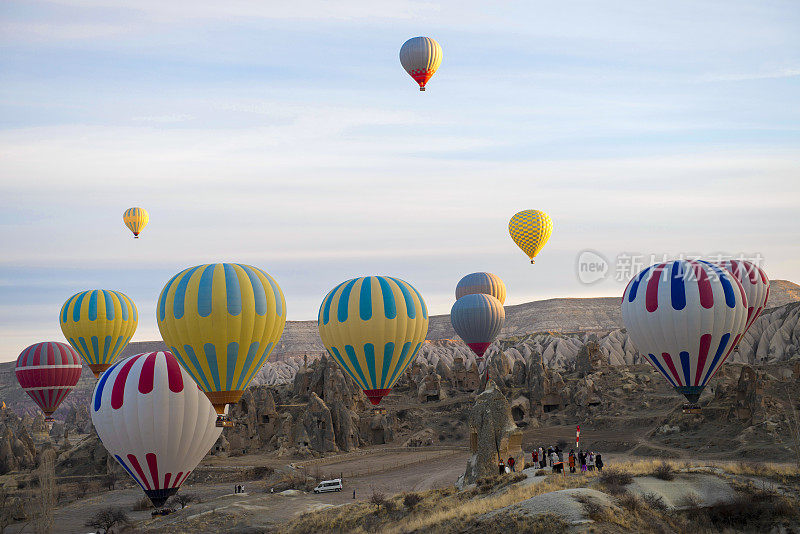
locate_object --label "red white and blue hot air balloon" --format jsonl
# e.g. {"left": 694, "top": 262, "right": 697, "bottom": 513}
{"left": 717, "top": 259, "right": 770, "bottom": 337}
{"left": 450, "top": 293, "right": 505, "bottom": 366}
{"left": 91, "top": 351, "right": 221, "bottom": 507}
{"left": 15, "top": 342, "right": 83, "bottom": 422}
{"left": 622, "top": 260, "right": 748, "bottom": 404}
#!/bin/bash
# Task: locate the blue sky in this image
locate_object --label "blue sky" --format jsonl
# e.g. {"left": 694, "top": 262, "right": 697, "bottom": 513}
{"left": 1, "top": 1, "right": 799, "bottom": 361}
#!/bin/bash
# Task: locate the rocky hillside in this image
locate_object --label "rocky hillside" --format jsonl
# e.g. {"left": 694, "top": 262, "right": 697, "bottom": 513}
{"left": 1, "top": 281, "right": 799, "bottom": 416}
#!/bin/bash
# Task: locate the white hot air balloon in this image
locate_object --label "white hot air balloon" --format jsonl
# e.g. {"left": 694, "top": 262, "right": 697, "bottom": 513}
{"left": 91, "top": 351, "right": 221, "bottom": 507}
{"left": 621, "top": 260, "right": 747, "bottom": 407}
{"left": 717, "top": 259, "right": 770, "bottom": 336}
{"left": 399, "top": 36, "right": 442, "bottom": 91}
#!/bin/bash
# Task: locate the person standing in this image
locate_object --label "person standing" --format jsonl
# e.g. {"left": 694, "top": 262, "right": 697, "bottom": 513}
{"left": 568, "top": 450, "right": 576, "bottom": 474}
{"left": 596, "top": 453, "right": 604, "bottom": 472}
{"left": 499, "top": 458, "right": 506, "bottom": 475}
{"left": 579, "top": 450, "right": 587, "bottom": 473}
{"left": 587, "top": 452, "right": 595, "bottom": 472}
{"left": 539, "top": 447, "right": 545, "bottom": 469}
{"left": 532, "top": 448, "right": 538, "bottom": 467}
{"left": 508, "top": 456, "right": 516, "bottom": 472}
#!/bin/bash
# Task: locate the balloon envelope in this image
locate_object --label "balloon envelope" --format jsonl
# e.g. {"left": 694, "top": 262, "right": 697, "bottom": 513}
{"left": 318, "top": 276, "right": 429, "bottom": 405}
{"left": 157, "top": 263, "right": 286, "bottom": 414}
{"left": 450, "top": 294, "right": 505, "bottom": 358}
{"left": 60, "top": 289, "right": 138, "bottom": 378}
{"left": 399, "top": 36, "right": 442, "bottom": 91}
{"left": 717, "top": 260, "right": 770, "bottom": 337}
{"left": 508, "top": 210, "right": 553, "bottom": 263}
{"left": 92, "top": 351, "right": 221, "bottom": 507}
{"left": 123, "top": 207, "right": 149, "bottom": 238}
{"left": 456, "top": 272, "right": 506, "bottom": 304}
{"left": 621, "top": 260, "right": 747, "bottom": 403}
{"left": 15, "top": 342, "right": 82, "bottom": 418}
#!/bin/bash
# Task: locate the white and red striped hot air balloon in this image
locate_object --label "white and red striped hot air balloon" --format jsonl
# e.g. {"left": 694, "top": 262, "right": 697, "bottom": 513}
{"left": 622, "top": 260, "right": 748, "bottom": 406}
{"left": 717, "top": 259, "right": 770, "bottom": 336}
{"left": 91, "top": 351, "right": 221, "bottom": 507}
{"left": 15, "top": 342, "right": 83, "bottom": 422}
{"left": 399, "top": 36, "right": 442, "bottom": 91}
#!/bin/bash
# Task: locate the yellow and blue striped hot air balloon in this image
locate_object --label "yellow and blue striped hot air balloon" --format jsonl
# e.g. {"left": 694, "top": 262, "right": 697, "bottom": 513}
{"left": 318, "top": 276, "right": 429, "bottom": 406}
{"left": 508, "top": 209, "right": 553, "bottom": 264}
{"left": 60, "top": 290, "right": 138, "bottom": 378}
{"left": 156, "top": 263, "right": 286, "bottom": 422}
{"left": 123, "top": 207, "right": 149, "bottom": 238}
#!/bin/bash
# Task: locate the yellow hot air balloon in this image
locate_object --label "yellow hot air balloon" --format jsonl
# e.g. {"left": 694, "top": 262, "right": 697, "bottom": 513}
{"left": 508, "top": 210, "right": 553, "bottom": 264}
{"left": 156, "top": 263, "right": 286, "bottom": 425}
{"left": 318, "top": 276, "right": 428, "bottom": 405}
{"left": 123, "top": 207, "right": 149, "bottom": 238}
{"left": 60, "top": 290, "right": 138, "bottom": 378}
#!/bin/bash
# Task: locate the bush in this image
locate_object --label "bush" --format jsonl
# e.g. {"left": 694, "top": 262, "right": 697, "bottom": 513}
{"left": 132, "top": 496, "right": 154, "bottom": 511}
{"left": 617, "top": 493, "right": 642, "bottom": 510}
{"left": 85, "top": 507, "right": 130, "bottom": 533}
{"left": 370, "top": 490, "right": 388, "bottom": 511}
{"left": 652, "top": 462, "right": 675, "bottom": 481}
{"left": 641, "top": 492, "right": 668, "bottom": 512}
{"left": 403, "top": 492, "right": 422, "bottom": 510}
{"left": 170, "top": 493, "right": 197, "bottom": 509}
{"left": 681, "top": 490, "right": 798, "bottom": 530}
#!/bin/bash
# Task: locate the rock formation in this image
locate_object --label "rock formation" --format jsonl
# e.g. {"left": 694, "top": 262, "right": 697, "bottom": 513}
{"left": 460, "top": 380, "right": 524, "bottom": 486}
{"left": 0, "top": 406, "right": 36, "bottom": 474}
{"left": 731, "top": 366, "right": 764, "bottom": 423}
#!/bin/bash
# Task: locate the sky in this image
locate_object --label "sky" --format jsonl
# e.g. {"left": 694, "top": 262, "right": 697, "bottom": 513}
{"left": 1, "top": 1, "right": 799, "bottom": 361}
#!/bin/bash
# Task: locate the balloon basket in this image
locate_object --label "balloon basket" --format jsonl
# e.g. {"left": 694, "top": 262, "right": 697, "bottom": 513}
{"left": 216, "top": 414, "right": 234, "bottom": 428}
{"left": 682, "top": 403, "right": 701, "bottom": 414}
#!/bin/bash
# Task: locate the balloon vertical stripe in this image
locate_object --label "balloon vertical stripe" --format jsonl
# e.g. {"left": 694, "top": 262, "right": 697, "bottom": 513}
{"left": 60, "top": 289, "right": 137, "bottom": 377}
{"left": 318, "top": 276, "right": 428, "bottom": 405}
{"left": 157, "top": 263, "right": 286, "bottom": 414}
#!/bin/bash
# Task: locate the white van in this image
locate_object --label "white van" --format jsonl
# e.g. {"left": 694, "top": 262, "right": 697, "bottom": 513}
{"left": 313, "top": 479, "right": 343, "bottom": 493}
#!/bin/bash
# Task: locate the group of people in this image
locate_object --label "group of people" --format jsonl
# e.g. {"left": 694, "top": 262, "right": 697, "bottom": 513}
{"left": 530, "top": 446, "right": 603, "bottom": 474}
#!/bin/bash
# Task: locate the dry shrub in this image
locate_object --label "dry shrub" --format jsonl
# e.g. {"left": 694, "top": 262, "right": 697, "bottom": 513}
{"left": 680, "top": 487, "right": 798, "bottom": 531}
{"left": 652, "top": 462, "right": 675, "bottom": 481}
{"left": 640, "top": 492, "right": 668, "bottom": 512}
{"left": 403, "top": 492, "right": 422, "bottom": 510}
{"left": 132, "top": 496, "right": 153, "bottom": 511}
{"left": 600, "top": 468, "right": 632, "bottom": 494}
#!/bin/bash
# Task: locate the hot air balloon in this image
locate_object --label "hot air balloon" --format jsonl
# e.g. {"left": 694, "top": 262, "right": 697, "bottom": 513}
{"left": 456, "top": 272, "right": 506, "bottom": 304}
{"left": 91, "top": 351, "right": 221, "bottom": 507}
{"left": 60, "top": 290, "right": 138, "bottom": 378}
{"left": 450, "top": 294, "right": 505, "bottom": 369}
{"left": 717, "top": 259, "right": 770, "bottom": 337}
{"left": 157, "top": 263, "right": 286, "bottom": 426}
{"left": 509, "top": 210, "right": 553, "bottom": 264}
{"left": 123, "top": 207, "right": 149, "bottom": 238}
{"left": 621, "top": 260, "right": 747, "bottom": 407}
{"left": 318, "top": 276, "right": 429, "bottom": 405}
{"left": 15, "top": 342, "right": 83, "bottom": 423}
{"left": 399, "top": 37, "right": 442, "bottom": 91}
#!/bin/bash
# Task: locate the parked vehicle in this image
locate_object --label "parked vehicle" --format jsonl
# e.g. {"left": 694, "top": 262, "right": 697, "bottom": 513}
{"left": 313, "top": 479, "right": 343, "bottom": 493}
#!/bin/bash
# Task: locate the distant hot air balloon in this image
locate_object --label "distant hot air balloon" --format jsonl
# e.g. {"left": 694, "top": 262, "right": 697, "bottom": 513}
{"left": 91, "top": 351, "right": 221, "bottom": 507}
{"left": 400, "top": 37, "right": 442, "bottom": 91}
{"left": 621, "top": 260, "right": 748, "bottom": 406}
{"left": 318, "top": 276, "right": 429, "bottom": 405}
{"left": 157, "top": 263, "right": 286, "bottom": 425}
{"left": 456, "top": 272, "right": 506, "bottom": 305}
{"left": 15, "top": 342, "right": 83, "bottom": 422}
{"left": 509, "top": 210, "right": 553, "bottom": 264}
{"left": 123, "top": 207, "right": 149, "bottom": 238}
{"left": 717, "top": 260, "right": 770, "bottom": 337}
{"left": 60, "top": 290, "right": 138, "bottom": 378}
{"left": 450, "top": 294, "right": 505, "bottom": 367}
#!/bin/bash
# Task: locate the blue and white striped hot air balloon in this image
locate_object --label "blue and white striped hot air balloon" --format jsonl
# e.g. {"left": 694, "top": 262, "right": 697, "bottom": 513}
{"left": 621, "top": 260, "right": 748, "bottom": 405}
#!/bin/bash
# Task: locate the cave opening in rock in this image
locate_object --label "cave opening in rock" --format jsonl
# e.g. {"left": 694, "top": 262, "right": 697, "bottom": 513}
{"left": 543, "top": 403, "right": 560, "bottom": 413}
{"left": 511, "top": 406, "right": 525, "bottom": 422}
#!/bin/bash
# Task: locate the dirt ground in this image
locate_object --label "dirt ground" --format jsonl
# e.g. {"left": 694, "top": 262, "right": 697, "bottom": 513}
{"left": 6, "top": 447, "right": 470, "bottom": 533}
